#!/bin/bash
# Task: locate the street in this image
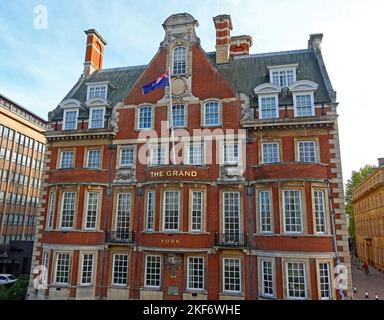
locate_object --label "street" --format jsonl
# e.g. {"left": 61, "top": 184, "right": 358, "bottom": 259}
{"left": 351, "top": 258, "right": 384, "bottom": 300}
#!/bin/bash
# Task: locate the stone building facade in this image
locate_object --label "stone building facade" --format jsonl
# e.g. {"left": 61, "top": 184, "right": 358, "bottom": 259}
{"left": 28, "top": 13, "right": 351, "bottom": 300}
{"left": 353, "top": 158, "right": 384, "bottom": 272}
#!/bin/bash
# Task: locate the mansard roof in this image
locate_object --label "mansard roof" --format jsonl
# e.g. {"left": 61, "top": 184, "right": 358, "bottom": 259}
{"left": 50, "top": 47, "right": 334, "bottom": 121}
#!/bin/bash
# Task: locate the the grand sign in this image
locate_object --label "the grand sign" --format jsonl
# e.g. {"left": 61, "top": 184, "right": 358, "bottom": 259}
{"left": 150, "top": 170, "right": 197, "bottom": 178}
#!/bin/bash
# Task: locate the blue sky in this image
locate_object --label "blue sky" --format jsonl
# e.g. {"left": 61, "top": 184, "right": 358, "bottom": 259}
{"left": 0, "top": 0, "right": 383, "bottom": 181}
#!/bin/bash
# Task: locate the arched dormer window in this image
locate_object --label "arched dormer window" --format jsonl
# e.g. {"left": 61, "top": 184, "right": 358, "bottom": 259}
{"left": 172, "top": 46, "right": 187, "bottom": 75}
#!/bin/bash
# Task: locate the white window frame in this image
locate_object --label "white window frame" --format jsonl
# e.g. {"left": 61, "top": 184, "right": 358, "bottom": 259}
{"left": 80, "top": 253, "right": 94, "bottom": 286}
{"left": 84, "top": 191, "right": 100, "bottom": 230}
{"left": 282, "top": 190, "right": 303, "bottom": 234}
{"left": 223, "top": 142, "right": 239, "bottom": 165}
{"left": 318, "top": 261, "right": 332, "bottom": 300}
{"left": 298, "top": 140, "right": 317, "bottom": 163}
{"left": 269, "top": 66, "right": 297, "bottom": 87}
{"left": 89, "top": 107, "right": 105, "bottom": 129}
{"left": 172, "top": 46, "right": 187, "bottom": 75}
{"left": 150, "top": 144, "right": 168, "bottom": 166}
{"left": 112, "top": 253, "right": 129, "bottom": 286}
{"left": 186, "top": 142, "right": 204, "bottom": 166}
{"left": 54, "top": 252, "right": 71, "bottom": 285}
{"left": 86, "top": 149, "right": 101, "bottom": 169}
{"left": 138, "top": 105, "right": 153, "bottom": 130}
{"left": 203, "top": 101, "right": 221, "bottom": 127}
{"left": 87, "top": 84, "right": 108, "bottom": 100}
{"left": 59, "top": 192, "right": 76, "bottom": 230}
{"left": 293, "top": 92, "right": 315, "bottom": 117}
{"left": 171, "top": 104, "right": 186, "bottom": 128}
{"left": 144, "top": 255, "right": 162, "bottom": 288}
{"left": 187, "top": 256, "right": 205, "bottom": 291}
{"left": 60, "top": 150, "right": 74, "bottom": 169}
{"left": 190, "top": 191, "right": 204, "bottom": 232}
{"left": 313, "top": 190, "right": 327, "bottom": 234}
{"left": 285, "top": 261, "right": 307, "bottom": 300}
{"left": 115, "top": 193, "right": 132, "bottom": 233}
{"left": 145, "top": 191, "right": 155, "bottom": 231}
{"left": 119, "top": 146, "right": 135, "bottom": 167}
{"left": 163, "top": 190, "right": 180, "bottom": 231}
{"left": 222, "top": 257, "right": 242, "bottom": 294}
{"left": 46, "top": 191, "right": 56, "bottom": 230}
{"left": 261, "top": 258, "right": 275, "bottom": 298}
{"left": 259, "top": 190, "right": 273, "bottom": 234}
{"left": 63, "top": 109, "right": 78, "bottom": 131}
{"left": 261, "top": 142, "right": 280, "bottom": 164}
{"left": 222, "top": 192, "right": 241, "bottom": 236}
{"left": 258, "top": 94, "right": 279, "bottom": 119}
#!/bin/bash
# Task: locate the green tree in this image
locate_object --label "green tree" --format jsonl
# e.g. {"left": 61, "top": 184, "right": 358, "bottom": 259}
{"left": 345, "top": 164, "right": 377, "bottom": 239}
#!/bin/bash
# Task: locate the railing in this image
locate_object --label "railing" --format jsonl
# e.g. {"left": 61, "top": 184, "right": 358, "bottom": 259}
{"left": 215, "top": 233, "right": 248, "bottom": 247}
{"left": 105, "top": 231, "right": 135, "bottom": 244}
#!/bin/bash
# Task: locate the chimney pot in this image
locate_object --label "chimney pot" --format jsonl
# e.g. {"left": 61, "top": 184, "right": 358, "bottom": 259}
{"left": 378, "top": 158, "right": 384, "bottom": 167}
{"left": 83, "top": 29, "right": 107, "bottom": 77}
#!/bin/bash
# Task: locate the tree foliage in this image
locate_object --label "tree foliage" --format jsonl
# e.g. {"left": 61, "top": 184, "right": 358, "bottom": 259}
{"left": 345, "top": 164, "right": 377, "bottom": 239}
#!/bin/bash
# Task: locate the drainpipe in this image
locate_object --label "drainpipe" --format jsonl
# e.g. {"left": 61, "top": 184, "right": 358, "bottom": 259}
{"left": 326, "top": 178, "right": 344, "bottom": 300}
{"left": 99, "top": 143, "right": 116, "bottom": 299}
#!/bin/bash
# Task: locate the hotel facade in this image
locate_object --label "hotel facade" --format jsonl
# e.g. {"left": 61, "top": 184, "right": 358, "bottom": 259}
{"left": 28, "top": 13, "right": 351, "bottom": 300}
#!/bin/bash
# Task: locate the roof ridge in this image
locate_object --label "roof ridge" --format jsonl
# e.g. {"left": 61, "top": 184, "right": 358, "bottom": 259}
{"left": 234, "top": 48, "right": 311, "bottom": 60}
{"left": 98, "top": 65, "right": 147, "bottom": 73}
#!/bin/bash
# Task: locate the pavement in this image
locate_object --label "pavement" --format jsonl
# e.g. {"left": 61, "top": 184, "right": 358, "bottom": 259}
{"left": 351, "top": 258, "right": 384, "bottom": 300}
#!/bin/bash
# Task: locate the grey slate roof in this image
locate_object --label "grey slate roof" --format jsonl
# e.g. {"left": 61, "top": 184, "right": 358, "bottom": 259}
{"left": 208, "top": 48, "right": 332, "bottom": 106}
{"left": 50, "top": 48, "right": 332, "bottom": 121}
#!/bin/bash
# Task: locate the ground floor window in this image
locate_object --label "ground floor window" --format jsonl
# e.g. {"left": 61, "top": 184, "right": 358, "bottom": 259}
{"left": 286, "top": 262, "right": 307, "bottom": 299}
{"left": 187, "top": 257, "right": 204, "bottom": 291}
{"left": 55, "top": 253, "right": 71, "bottom": 285}
{"left": 223, "top": 258, "right": 241, "bottom": 293}
{"left": 319, "top": 262, "right": 331, "bottom": 299}
{"left": 145, "top": 255, "right": 161, "bottom": 288}
{"left": 112, "top": 254, "right": 129, "bottom": 286}
{"left": 261, "top": 259, "right": 274, "bottom": 297}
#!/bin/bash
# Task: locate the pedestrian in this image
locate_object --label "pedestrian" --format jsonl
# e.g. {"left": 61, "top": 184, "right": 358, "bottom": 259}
{"left": 375, "top": 293, "right": 379, "bottom": 300}
{"left": 362, "top": 261, "right": 369, "bottom": 275}
{"left": 353, "top": 285, "right": 357, "bottom": 293}
{"left": 365, "top": 289, "right": 369, "bottom": 299}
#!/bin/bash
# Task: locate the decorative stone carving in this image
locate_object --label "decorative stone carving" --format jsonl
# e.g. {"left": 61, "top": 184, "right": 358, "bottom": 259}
{"left": 171, "top": 77, "right": 187, "bottom": 96}
{"left": 165, "top": 254, "right": 183, "bottom": 278}
{"left": 219, "top": 165, "right": 244, "bottom": 181}
{"left": 241, "top": 103, "right": 254, "bottom": 121}
{"left": 108, "top": 107, "right": 118, "bottom": 132}
{"left": 115, "top": 168, "right": 135, "bottom": 181}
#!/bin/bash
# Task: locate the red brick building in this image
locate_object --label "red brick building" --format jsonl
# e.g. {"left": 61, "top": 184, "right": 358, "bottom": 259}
{"left": 28, "top": 13, "right": 351, "bottom": 300}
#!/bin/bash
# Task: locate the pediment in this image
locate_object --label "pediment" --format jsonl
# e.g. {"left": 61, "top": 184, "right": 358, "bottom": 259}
{"left": 289, "top": 80, "right": 318, "bottom": 92}
{"left": 253, "top": 83, "right": 282, "bottom": 95}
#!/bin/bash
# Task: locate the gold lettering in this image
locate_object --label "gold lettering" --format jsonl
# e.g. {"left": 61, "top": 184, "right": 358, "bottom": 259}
{"left": 173, "top": 171, "right": 178, "bottom": 176}
{"left": 184, "top": 171, "right": 190, "bottom": 177}
{"left": 191, "top": 171, "right": 197, "bottom": 177}
{"left": 159, "top": 171, "right": 164, "bottom": 177}
{"left": 175, "top": 239, "right": 181, "bottom": 245}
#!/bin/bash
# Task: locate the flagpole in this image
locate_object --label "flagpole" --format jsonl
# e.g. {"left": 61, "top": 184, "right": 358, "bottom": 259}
{"left": 169, "top": 67, "right": 176, "bottom": 165}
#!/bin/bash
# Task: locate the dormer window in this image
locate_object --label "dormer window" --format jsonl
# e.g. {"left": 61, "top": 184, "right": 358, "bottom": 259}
{"left": 87, "top": 84, "right": 107, "bottom": 100}
{"left": 63, "top": 109, "right": 78, "bottom": 130}
{"left": 89, "top": 107, "right": 105, "bottom": 129}
{"left": 268, "top": 65, "right": 297, "bottom": 87}
{"left": 173, "top": 46, "right": 187, "bottom": 75}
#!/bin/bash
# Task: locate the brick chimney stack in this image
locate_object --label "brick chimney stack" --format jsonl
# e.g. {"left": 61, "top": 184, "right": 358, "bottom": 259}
{"left": 308, "top": 33, "right": 323, "bottom": 50}
{"left": 378, "top": 158, "right": 384, "bottom": 167}
{"left": 230, "top": 35, "right": 253, "bottom": 56}
{"left": 213, "top": 14, "right": 232, "bottom": 64}
{"left": 83, "top": 29, "right": 107, "bottom": 77}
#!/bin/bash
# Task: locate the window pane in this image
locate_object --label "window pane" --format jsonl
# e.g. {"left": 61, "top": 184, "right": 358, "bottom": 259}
{"left": 188, "top": 257, "right": 204, "bottom": 290}
{"left": 296, "top": 95, "right": 313, "bottom": 117}
{"left": 87, "top": 150, "right": 101, "bottom": 168}
{"left": 145, "top": 256, "right": 161, "bottom": 287}
{"left": 86, "top": 192, "right": 99, "bottom": 230}
{"left": 81, "top": 254, "right": 94, "bottom": 285}
{"left": 61, "top": 192, "right": 76, "bottom": 229}
{"left": 113, "top": 254, "right": 128, "bottom": 285}
{"left": 173, "top": 47, "right": 186, "bottom": 74}
{"left": 223, "top": 192, "right": 240, "bottom": 235}
{"left": 204, "top": 101, "right": 219, "bottom": 126}
{"left": 262, "top": 143, "right": 279, "bottom": 164}
{"left": 56, "top": 253, "right": 70, "bottom": 284}
{"left": 64, "top": 111, "right": 77, "bottom": 130}
{"left": 260, "top": 97, "right": 278, "bottom": 119}
{"left": 223, "top": 258, "right": 241, "bottom": 293}
{"left": 283, "top": 190, "right": 302, "bottom": 233}
{"left": 224, "top": 143, "right": 239, "bottom": 164}
{"left": 88, "top": 85, "right": 107, "bottom": 100}
{"left": 172, "top": 105, "right": 185, "bottom": 128}
{"left": 287, "top": 262, "right": 306, "bottom": 298}
{"left": 188, "top": 144, "right": 203, "bottom": 165}
{"left": 191, "top": 191, "right": 203, "bottom": 231}
{"left": 314, "top": 190, "right": 326, "bottom": 233}
{"left": 260, "top": 191, "right": 272, "bottom": 233}
{"left": 146, "top": 192, "right": 155, "bottom": 231}
{"left": 319, "top": 262, "right": 331, "bottom": 299}
{"left": 262, "top": 260, "right": 274, "bottom": 296}
{"left": 139, "top": 106, "right": 152, "bottom": 129}
{"left": 151, "top": 145, "right": 167, "bottom": 166}
{"left": 120, "top": 147, "right": 134, "bottom": 166}
{"left": 164, "top": 191, "right": 180, "bottom": 231}
{"left": 116, "top": 193, "right": 132, "bottom": 234}
{"left": 298, "top": 141, "right": 317, "bottom": 162}
{"left": 60, "top": 151, "right": 73, "bottom": 168}
{"left": 90, "top": 109, "right": 104, "bottom": 129}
